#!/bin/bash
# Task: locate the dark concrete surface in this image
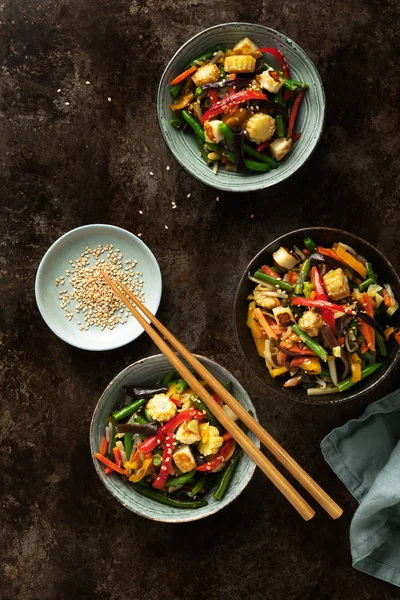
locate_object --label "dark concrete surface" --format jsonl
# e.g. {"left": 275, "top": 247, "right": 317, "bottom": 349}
{"left": 1, "top": 0, "right": 400, "bottom": 598}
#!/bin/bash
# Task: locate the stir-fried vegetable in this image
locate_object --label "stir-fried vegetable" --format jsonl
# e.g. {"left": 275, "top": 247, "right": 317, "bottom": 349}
{"left": 247, "top": 237, "right": 398, "bottom": 395}
{"left": 168, "top": 37, "right": 308, "bottom": 175}
{"left": 95, "top": 374, "right": 248, "bottom": 507}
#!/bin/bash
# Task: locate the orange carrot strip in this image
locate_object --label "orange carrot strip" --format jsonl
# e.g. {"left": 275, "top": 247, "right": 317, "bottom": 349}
{"left": 254, "top": 308, "right": 278, "bottom": 340}
{"left": 94, "top": 453, "right": 127, "bottom": 475}
{"left": 170, "top": 65, "right": 197, "bottom": 86}
{"left": 99, "top": 435, "right": 108, "bottom": 456}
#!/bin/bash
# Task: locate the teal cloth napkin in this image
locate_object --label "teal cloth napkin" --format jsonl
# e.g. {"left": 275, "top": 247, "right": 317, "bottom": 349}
{"left": 321, "top": 388, "right": 400, "bottom": 587}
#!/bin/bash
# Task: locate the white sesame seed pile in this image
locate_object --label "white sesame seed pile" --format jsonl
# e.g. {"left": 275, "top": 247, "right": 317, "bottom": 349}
{"left": 55, "top": 243, "right": 145, "bottom": 332}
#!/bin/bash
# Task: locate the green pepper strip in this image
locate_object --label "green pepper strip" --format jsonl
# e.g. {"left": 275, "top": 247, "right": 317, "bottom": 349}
{"left": 112, "top": 398, "right": 147, "bottom": 421}
{"left": 337, "top": 363, "right": 383, "bottom": 392}
{"left": 366, "top": 262, "right": 377, "bottom": 284}
{"left": 162, "top": 371, "right": 176, "bottom": 385}
{"left": 294, "top": 258, "right": 311, "bottom": 295}
{"left": 359, "top": 278, "right": 374, "bottom": 292}
{"left": 175, "top": 379, "right": 188, "bottom": 394}
{"left": 134, "top": 484, "right": 208, "bottom": 509}
{"left": 166, "top": 469, "right": 196, "bottom": 488}
{"left": 124, "top": 433, "right": 133, "bottom": 462}
{"left": 190, "top": 396, "right": 221, "bottom": 431}
{"left": 303, "top": 236, "right": 317, "bottom": 252}
{"left": 253, "top": 269, "right": 293, "bottom": 291}
{"left": 170, "top": 82, "right": 184, "bottom": 98}
{"left": 190, "top": 475, "right": 206, "bottom": 496}
{"left": 242, "top": 143, "right": 278, "bottom": 168}
{"left": 375, "top": 332, "right": 387, "bottom": 357}
{"left": 181, "top": 110, "right": 205, "bottom": 140}
{"left": 292, "top": 324, "right": 328, "bottom": 362}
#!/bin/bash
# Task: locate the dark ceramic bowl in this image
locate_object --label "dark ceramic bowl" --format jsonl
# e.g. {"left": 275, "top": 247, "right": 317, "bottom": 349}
{"left": 234, "top": 227, "right": 400, "bottom": 405}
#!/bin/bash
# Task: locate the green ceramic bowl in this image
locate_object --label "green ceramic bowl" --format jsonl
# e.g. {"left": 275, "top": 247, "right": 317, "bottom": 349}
{"left": 157, "top": 22, "right": 325, "bottom": 192}
{"left": 90, "top": 354, "right": 259, "bottom": 522}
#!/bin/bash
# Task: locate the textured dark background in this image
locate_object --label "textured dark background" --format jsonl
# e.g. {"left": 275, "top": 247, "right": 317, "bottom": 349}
{"left": 1, "top": 0, "right": 400, "bottom": 598}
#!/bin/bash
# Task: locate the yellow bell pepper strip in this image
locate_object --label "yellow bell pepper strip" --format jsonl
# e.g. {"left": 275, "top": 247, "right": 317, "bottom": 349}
{"left": 253, "top": 307, "right": 278, "bottom": 340}
{"left": 94, "top": 453, "right": 127, "bottom": 475}
{"left": 350, "top": 353, "right": 362, "bottom": 383}
{"left": 334, "top": 245, "right": 368, "bottom": 278}
{"left": 247, "top": 301, "right": 267, "bottom": 357}
{"left": 138, "top": 408, "right": 205, "bottom": 453}
{"left": 152, "top": 433, "right": 175, "bottom": 490}
{"left": 384, "top": 326, "right": 396, "bottom": 340}
{"left": 170, "top": 65, "right": 197, "bottom": 86}
{"left": 99, "top": 435, "right": 108, "bottom": 456}
{"left": 394, "top": 331, "right": 400, "bottom": 344}
{"left": 360, "top": 293, "right": 375, "bottom": 351}
{"left": 269, "top": 366, "right": 289, "bottom": 378}
{"left": 129, "top": 457, "right": 153, "bottom": 483}
{"left": 201, "top": 90, "right": 267, "bottom": 125}
{"left": 289, "top": 357, "right": 321, "bottom": 374}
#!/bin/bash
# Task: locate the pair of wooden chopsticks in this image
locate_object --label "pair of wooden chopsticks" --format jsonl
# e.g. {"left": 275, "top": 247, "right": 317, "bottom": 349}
{"left": 101, "top": 271, "right": 343, "bottom": 521}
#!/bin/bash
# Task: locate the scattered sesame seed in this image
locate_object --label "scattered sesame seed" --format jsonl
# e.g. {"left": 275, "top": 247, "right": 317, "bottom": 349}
{"left": 65, "top": 102, "right": 70, "bottom": 106}
{"left": 86, "top": 81, "right": 90, "bottom": 85}
{"left": 187, "top": 193, "right": 191, "bottom": 198}
{"left": 216, "top": 196, "right": 220, "bottom": 201}
{"left": 166, "top": 165, "right": 170, "bottom": 171}
{"left": 137, "top": 233, "right": 143, "bottom": 237}
{"left": 57, "top": 88, "right": 61, "bottom": 93}
{"left": 139, "top": 210, "right": 143, "bottom": 215}
{"left": 107, "top": 97, "right": 112, "bottom": 102}
{"left": 149, "top": 171, "right": 154, "bottom": 176}
{"left": 165, "top": 225, "right": 169, "bottom": 230}
{"left": 250, "top": 214, "right": 254, "bottom": 219}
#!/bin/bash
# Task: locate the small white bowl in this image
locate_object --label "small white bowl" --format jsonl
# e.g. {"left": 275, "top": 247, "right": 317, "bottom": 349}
{"left": 35, "top": 224, "right": 162, "bottom": 351}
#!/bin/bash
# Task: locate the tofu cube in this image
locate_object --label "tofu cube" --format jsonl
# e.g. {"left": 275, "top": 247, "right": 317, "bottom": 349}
{"left": 233, "top": 37, "right": 259, "bottom": 55}
{"left": 269, "top": 137, "right": 293, "bottom": 161}
{"left": 272, "top": 306, "right": 295, "bottom": 328}
{"left": 298, "top": 310, "right": 324, "bottom": 337}
{"left": 198, "top": 423, "right": 224, "bottom": 456}
{"left": 175, "top": 419, "right": 201, "bottom": 445}
{"left": 173, "top": 445, "right": 196, "bottom": 473}
{"left": 257, "top": 68, "right": 284, "bottom": 94}
{"left": 323, "top": 268, "right": 351, "bottom": 301}
{"left": 224, "top": 55, "right": 256, "bottom": 73}
{"left": 204, "top": 119, "right": 224, "bottom": 144}
{"left": 191, "top": 63, "right": 220, "bottom": 87}
{"left": 146, "top": 393, "right": 177, "bottom": 423}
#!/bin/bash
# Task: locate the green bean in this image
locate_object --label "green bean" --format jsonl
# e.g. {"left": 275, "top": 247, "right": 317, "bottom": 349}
{"left": 175, "top": 379, "right": 188, "bottom": 394}
{"left": 112, "top": 398, "right": 147, "bottom": 421}
{"left": 181, "top": 110, "right": 205, "bottom": 141}
{"left": 366, "top": 262, "right": 377, "bottom": 284}
{"left": 134, "top": 485, "right": 208, "bottom": 509}
{"left": 375, "top": 332, "right": 387, "bottom": 357}
{"left": 170, "top": 82, "right": 184, "bottom": 98}
{"left": 217, "top": 127, "right": 271, "bottom": 172}
{"left": 170, "top": 118, "right": 185, "bottom": 128}
{"left": 303, "top": 281, "right": 314, "bottom": 298}
{"left": 262, "top": 62, "right": 308, "bottom": 90}
{"left": 162, "top": 371, "right": 176, "bottom": 385}
{"left": 320, "top": 368, "right": 330, "bottom": 378}
{"left": 194, "top": 135, "right": 208, "bottom": 163}
{"left": 195, "top": 86, "right": 203, "bottom": 99}
{"left": 166, "top": 469, "right": 196, "bottom": 488}
{"left": 224, "top": 381, "right": 231, "bottom": 392}
{"left": 294, "top": 258, "right": 311, "bottom": 294}
{"left": 337, "top": 363, "right": 383, "bottom": 392}
{"left": 190, "top": 475, "right": 206, "bottom": 496}
{"left": 363, "top": 350, "right": 375, "bottom": 364}
{"left": 124, "top": 433, "right": 133, "bottom": 462}
{"left": 134, "top": 415, "right": 148, "bottom": 425}
{"left": 108, "top": 426, "right": 117, "bottom": 459}
{"left": 152, "top": 455, "right": 162, "bottom": 467}
{"left": 213, "top": 450, "right": 242, "bottom": 501}
{"left": 303, "top": 237, "right": 317, "bottom": 252}
{"left": 359, "top": 278, "right": 373, "bottom": 292}
{"left": 219, "top": 122, "right": 234, "bottom": 144}
{"left": 275, "top": 87, "right": 285, "bottom": 137}
{"left": 292, "top": 324, "right": 328, "bottom": 362}
{"left": 243, "top": 143, "right": 278, "bottom": 168}
{"left": 144, "top": 407, "right": 154, "bottom": 423}
{"left": 219, "top": 66, "right": 227, "bottom": 78}
{"left": 190, "top": 396, "right": 221, "bottom": 431}
{"left": 253, "top": 269, "right": 293, "bottom": 291}
{"left": 185, "top": 50, "right": 215, "bottom": 68}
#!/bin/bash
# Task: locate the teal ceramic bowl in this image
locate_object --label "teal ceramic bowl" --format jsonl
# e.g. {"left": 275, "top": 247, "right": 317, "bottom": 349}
{"left": 157, "top": 22, "right": 326, "bottom": 192}
{"left": 90, "top": 354, "right": 259, "bottom": 522}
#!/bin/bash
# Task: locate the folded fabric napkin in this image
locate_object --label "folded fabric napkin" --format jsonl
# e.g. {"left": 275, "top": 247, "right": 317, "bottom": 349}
{"left": 321, "top": 388, "right": 400, "bottom": 587}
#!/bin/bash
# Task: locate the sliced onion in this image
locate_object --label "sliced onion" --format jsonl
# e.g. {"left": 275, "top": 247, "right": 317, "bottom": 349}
{"left": 315, "top": 376, "right": 327, "bottom": 389}
{"left": 283, "top": 375, "right": 302, "bottom": 387}
{"left": 265, "top": 339, "right": 279, "bottom": 368}
{"left": 345, "top": 332, "right": 358, "bottom": 353}
{"left": 328, "top": 358, "right": 338, "bottom": 386}
{"left": 293, "top": 245, "right": 306, "bottom": 260}
{"left": 210, "top": 50, "right": 224, "bottom": 64}
{"left": 281, "top": 326, "right": 293, "bottom": 341}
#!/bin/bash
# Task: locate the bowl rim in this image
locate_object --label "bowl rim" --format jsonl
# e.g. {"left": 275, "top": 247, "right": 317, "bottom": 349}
{"left": 157, "top": 21, "right": 326, "bottom": 193}
{"left": 89, "top": 353, "right": 259, "bottom": 523}
{"left": 234, "top": 226, "right": 400, "bottom": 405}
{"left": 34, "top": 223, "right": 162, "bottom": 351}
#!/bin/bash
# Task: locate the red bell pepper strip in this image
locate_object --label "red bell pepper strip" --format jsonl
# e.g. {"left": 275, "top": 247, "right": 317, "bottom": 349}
{"left": 196, "top": 439, "right": 234, "bottom": 472}
{"left": 138, "top": 409, "right": 205, "bottom": 453}
{"left": 212, "top": 392, "right": 223, "bottom": 406}
{"left": 152, "top": 433, "right": 175, "bottom": 490}
{"left": 291, "top": 296, "right": 356, "bottom": 314}
{"left": 208, "top": 89, "right": 219, "bottom": 106}
{"left": 201, "top": 90, "right": 266, "bottom": 125}
{"left": 261, "top": 264, "right": 281, "bottom": 279}
{"left": 113, "top": 447, "right": 122, "bottom": 468}
{"left": 256, "top": 140, "right": 272, "bottom": 152}
{"left": 317, "top": 246, "right": 344, "bottom": 263}
{"left": 170, "top": 65, "right": 197, "bottom": 86}
{"left": 99, "top": 435, "right": 108, "bottom": 456}
{"left": 293, "top": 132, "right": 301, "bottom": 143}
{"left": 311, "top": 266, "right": 337, "bottom": 335}
{"left": 359, "top": 293, "right": 375, "bottom": 351}
{"left": 222, "top": 432, "right": 233, "bottom": 441}
{"left": 285, "top": 343, "right": 317, "bottom": 356}
{"left": 94, "top": 453, "right": 127, "bottom": 475}
{"left": 287, "top": 90, "right": 305, "bottom": 139}
{"left": 258, "top": 47, "right": 290, "bottom": 78}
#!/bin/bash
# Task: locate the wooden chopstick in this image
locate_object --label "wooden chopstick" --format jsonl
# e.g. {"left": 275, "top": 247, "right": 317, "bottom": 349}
{"left": 105, "top": 273, "right": 343, "bottom": 520}
{"left": 101, "top": 271, "right": 315, "bottom": 521}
